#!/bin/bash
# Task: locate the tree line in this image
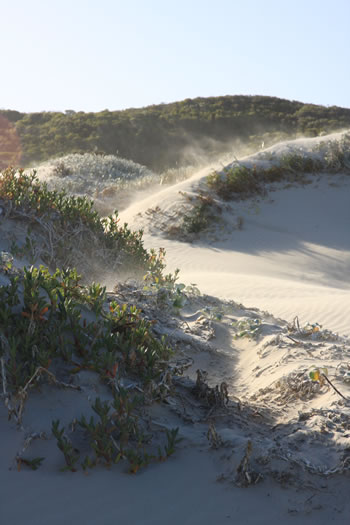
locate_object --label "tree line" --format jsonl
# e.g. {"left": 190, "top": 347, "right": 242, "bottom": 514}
{"left": 1, "top": 95, "right": 350, "bottom": 171}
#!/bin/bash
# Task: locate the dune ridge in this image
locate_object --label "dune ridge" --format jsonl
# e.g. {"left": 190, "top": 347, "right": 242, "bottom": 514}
{"left": 1, "top": 131, "right": 350, "bottom": 524}
{"left": 121, "top": 131, "right": 350, "bottom": 336}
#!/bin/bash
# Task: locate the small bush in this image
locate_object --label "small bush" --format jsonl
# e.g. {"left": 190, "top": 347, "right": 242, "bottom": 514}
{"left": 53, "top": 161, "right": 71, "bottom": 178}
{"left": 207, "top": 165, "right": 262, "bottom": 199}
{"left": 181, "top": 193, "right": 221, "bottom": 234}
{"left": 0, "top": 263, "right": 181, "bottom": 473}
{"left": 319, "top": 133, "right": 350, "bottom": 171}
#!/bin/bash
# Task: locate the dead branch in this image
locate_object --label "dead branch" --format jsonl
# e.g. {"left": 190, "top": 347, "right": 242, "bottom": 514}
{"left": 321, "top": 373, "right": 348, "bottom": 401}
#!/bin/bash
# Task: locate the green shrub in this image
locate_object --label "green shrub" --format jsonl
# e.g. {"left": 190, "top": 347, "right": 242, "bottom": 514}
{"left": 207, "top": 144, "right": 350, "bottom": 200}
{"left": 0, "top": 169, "right": 183, "bottom": 475}
{"left": 180, "top": 192, "right": 221, "bottom": 234}
{"left": 207, "top": 165, "right": 262, "bottom": 199}
{"left": 0, "top": 264, "right": 180, "bottom": 473}
{"left": 0, "top": 265, "right": 172, "bottom": 392}
{"left": 0, "top": 167, "right": 167, "bottom": 280}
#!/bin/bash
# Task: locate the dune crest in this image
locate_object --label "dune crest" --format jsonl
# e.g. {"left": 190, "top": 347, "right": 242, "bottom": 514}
{"left": 2, "top": 131, "right": 350, "bottom": 523}
{"left": 121, "top": 130, "right": 350, "bottom": 336}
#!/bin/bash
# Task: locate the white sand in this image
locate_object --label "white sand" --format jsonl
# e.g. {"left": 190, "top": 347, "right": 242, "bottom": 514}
{"left": 2, "top": 131, "right": 350, "bottom": 524}
{"left": 121, "top": 133, "right": 350, "bottom": 336}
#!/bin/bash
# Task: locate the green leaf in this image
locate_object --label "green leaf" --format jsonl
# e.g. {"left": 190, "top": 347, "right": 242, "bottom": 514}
{"left": 309, "top": 370, "right": 320, "bottom": 381}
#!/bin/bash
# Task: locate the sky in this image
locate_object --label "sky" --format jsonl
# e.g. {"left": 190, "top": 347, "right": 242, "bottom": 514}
{"left": 1, "top": 0, "right": 350, "bottom": 112}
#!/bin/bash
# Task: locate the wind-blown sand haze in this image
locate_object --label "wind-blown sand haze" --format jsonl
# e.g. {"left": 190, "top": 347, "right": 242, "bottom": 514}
{"left": 121, "top": 133, "right": 350, "bottom": 336}
{"left": 2, "top": 131, "right": 350, "bottom": 524}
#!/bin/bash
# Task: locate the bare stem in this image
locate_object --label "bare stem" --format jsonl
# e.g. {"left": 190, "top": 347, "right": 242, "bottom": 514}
{"left": 322, "top": 373, "right": 348, "bottom": 401}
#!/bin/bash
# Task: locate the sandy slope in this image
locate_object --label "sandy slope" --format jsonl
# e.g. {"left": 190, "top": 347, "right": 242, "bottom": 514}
{"left": 2, "top": 132, "right": 350, "bottom": 524}
{"left": 120, "top": 134, "right": 350, "bottom": 336}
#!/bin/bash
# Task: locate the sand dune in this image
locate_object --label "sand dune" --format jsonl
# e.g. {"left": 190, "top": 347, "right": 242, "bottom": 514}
{"left": 121, "top": 132, "right": 350, "bottom": 336}
{"left": 2, "top": 132, "right": 350, "bottom": 524}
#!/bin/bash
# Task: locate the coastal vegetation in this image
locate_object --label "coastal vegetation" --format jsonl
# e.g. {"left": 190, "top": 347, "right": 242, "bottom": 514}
{"left": 170, "top": 133, "right": 350, "bottom": 236}
{"left": 2, "top": 95, "right": 350, "bottom": 171}
{"left": 0, "top": 167, "right": 167, "bottom": 280}
{"left": 0, "top": 167, "right": 185, "bottom": 473}
{"left": 207, "top": 133, "right": 350, "bottom": 200}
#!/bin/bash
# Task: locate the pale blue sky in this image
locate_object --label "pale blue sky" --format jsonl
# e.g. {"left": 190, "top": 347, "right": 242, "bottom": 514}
{"left": 2, "top": 0, "right": 350, "bottom": 112}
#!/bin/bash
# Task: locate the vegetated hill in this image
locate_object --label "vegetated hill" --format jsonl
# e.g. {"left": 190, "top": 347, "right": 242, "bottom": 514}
{"left": 0, "top": 114, "right": 22, "bottom": 169}
{"left": 1, "top": 95, "right": 350, "bottom": 171}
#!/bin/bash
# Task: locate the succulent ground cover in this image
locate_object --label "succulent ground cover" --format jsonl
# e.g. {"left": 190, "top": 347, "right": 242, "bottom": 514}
{"left": 0, "top": 167, "right": 186, "bottom": 474}
{"left": 0, "top": 167, "right": 169, "bottom": 281}
{"left": 0, "top": 262, "right": 184, "bottom": 472}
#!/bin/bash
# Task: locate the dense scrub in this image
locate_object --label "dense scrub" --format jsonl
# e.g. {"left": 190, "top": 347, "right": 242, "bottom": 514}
{"left": 2, "top": 95, "right": 350, "bottom": 171}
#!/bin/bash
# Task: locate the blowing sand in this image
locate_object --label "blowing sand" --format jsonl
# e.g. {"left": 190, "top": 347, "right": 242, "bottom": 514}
{"left": 121, "top": 135, "right": 350, "bottom": 337}
{"left": 2, "top": 132, "right": 350, "bottom": 524}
